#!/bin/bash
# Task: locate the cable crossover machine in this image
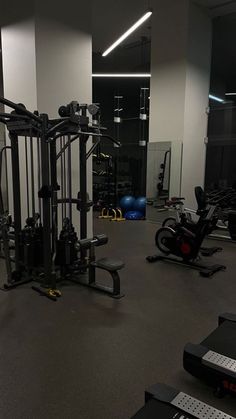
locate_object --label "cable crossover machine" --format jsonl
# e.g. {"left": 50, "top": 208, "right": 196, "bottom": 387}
{"left": 0, "top": 97, "right": 125, "bottom": 301}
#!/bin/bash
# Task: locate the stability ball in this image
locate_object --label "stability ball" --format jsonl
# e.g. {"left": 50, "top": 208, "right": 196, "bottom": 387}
{"left": 125, "top": 211, "right": 144, "bottom": 220}
{"left": 120, "top": 196, "right": 135, "bottom": 212}
{"left": 133, "top": 197, "right": 146, "bottom": 214}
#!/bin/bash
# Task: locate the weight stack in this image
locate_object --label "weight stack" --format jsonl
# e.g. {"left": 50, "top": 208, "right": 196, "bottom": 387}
{"left": 228, "top": 211, "right": 236, "bottom": 240}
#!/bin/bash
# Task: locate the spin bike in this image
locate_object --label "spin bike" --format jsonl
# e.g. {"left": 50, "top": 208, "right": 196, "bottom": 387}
{"left": 147, "top": 187, "right": 226, "bottom": 277}
{"left": 161, "top": 187, "right": 221, "bottom": 256}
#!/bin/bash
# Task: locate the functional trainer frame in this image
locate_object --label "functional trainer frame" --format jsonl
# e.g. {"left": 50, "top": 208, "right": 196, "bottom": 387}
{"left": 0, "top": 97, "right": 124, "bottom": 300}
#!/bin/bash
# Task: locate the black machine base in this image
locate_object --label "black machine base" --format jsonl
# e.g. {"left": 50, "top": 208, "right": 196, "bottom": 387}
{"left": 146, "top": 254, "right": 226, "bottom": 277}
{"left": 68, "top": 276, "right": 125, "bottom": 299}
{"left": 67, "top": 257, "right": 125, "bottom": 299}
{"left": 184, "top": 313, "right": 236, "bottom": 397}
{"left": 131, "top": 382, "right": 235, "bottom": 418}
{"left": 200, "top": 246, "right": 222, "bottom": 257}
{"left": 1, "top": 278, "right": 33, "bottom": 291}
{"left": 1, "top": 256, "right": 125, "bottom": 300}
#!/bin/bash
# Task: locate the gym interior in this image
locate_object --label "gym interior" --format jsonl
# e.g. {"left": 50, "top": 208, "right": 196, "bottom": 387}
{"left": 0, "top": 1, "right": 236, "bottom": 418}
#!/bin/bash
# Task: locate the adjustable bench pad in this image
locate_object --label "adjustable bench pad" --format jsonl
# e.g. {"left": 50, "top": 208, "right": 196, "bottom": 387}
{"left": 91, "top": 258, "right": 125, "bottom": 271}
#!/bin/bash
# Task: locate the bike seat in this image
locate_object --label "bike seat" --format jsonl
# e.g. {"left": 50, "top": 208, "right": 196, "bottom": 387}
{"left": 171, "top": 197, "right": 185, "bottom": 201}
{"left": 166, "top": 200, "right": 184, "bottom": 206}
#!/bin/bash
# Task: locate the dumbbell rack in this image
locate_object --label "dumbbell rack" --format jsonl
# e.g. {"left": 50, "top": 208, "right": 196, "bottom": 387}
{"left": 0, "top": 97, "right": 124, "bottom": 300}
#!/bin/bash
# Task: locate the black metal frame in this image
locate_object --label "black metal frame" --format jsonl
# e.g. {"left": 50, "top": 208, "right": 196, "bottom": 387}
{"left": 0, "top": 97, "right": 124, "bottom": 299}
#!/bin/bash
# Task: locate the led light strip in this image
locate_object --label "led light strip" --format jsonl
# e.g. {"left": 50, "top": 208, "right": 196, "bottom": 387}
{"left": 209, "top": 94, "right": 224, "bottom": 103}
{"left": 92, "top": 73, "right": 151, "bottom": 78}
{"left": 102, "top": 11, "right": 152, "bottom": 57}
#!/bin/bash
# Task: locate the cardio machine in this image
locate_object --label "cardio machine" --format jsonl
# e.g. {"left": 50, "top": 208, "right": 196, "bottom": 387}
{"left": 162, "top": 187, "right": 222, "bottom": 257}
{"left": 161, "top": 187, "right": 218, "bottom": 235}
{"left": 184, "top": 313, "right": 236, "bottom": 398}
{"left": 131, "top": 382, "right": 235, "bottom": 418}
{"left": 147, "top": 187, "right": 226, "bottom": 277}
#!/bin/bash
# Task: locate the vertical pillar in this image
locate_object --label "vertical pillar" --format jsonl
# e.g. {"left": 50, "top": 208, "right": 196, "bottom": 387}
{"left": 1, "top": 13, "right": 37, "bottom": 218}
{"left": 1, "top": 0, "right": 93, "bottom": 235}
{"left": 35, "top": 0, "right": 92, "bottom": 236}
{"left": 149, "top": 0, "right": 212, "bottom": 207}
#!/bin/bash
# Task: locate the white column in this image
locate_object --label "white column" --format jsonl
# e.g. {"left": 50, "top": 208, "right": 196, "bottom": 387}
{"left": 1, "top": 0, "right": 93, "bottom": 235}
{"left": 149, "top": 0, "right": 212, "bottom": 207}
{"left": 35, "top": 0, "right": 92, "bottom": 235}
{"left": 1, "top": 17, "right": 38, "bottom": 219}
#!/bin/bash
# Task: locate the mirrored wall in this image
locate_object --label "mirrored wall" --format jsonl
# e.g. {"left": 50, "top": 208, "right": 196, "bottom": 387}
{"left": 205, "top": 102, "right": 236, "bottom": 190}
{"left": 146, "top": 141, "right": 183, "bottom": 224}
{"left": 92, "top": 77, "right": 149, "bottom": 212}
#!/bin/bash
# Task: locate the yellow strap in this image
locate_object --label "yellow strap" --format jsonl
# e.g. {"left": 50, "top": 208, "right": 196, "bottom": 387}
{"left": 48, "top": 289, "right": 62, "bottom": 297}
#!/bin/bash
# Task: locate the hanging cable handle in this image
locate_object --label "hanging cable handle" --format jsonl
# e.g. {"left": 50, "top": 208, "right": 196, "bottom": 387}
{"left": 55, "top": 132, "right": 120, "bottom": 161}
{"left": 46, "top": 119, "right": 71, "bottom": 140}
{"left": 86, "top": 134, "right": 121, "bottom": 160}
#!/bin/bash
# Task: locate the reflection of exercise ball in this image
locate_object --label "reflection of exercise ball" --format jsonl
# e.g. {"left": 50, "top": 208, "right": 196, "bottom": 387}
{"left": 134, "top": 197, "right": 146, "bottom": 214}
{"left": 125, "top": 211, "right": 144, "bottom": 220}
{"left": 120, "top": 196, "right": 135, "bottom": 212}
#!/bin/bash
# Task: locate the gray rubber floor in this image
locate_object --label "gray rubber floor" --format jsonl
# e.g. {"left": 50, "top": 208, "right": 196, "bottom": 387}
{"left": 0, "top": 219, "right": 236, "bottom": 418}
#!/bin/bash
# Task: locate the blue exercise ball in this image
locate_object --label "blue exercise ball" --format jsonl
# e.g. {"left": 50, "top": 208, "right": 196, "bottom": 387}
{"left": 120, "top": 196, "right": 135, "bottom": 211}
{"left": 133, "top": 197, "right": 146, "bottom": 214}
{"left": 125, "top": 211, "right": 144, "bottom": 220}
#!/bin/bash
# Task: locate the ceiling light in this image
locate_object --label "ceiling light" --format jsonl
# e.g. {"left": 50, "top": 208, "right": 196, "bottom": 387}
{"left": 92, "top": 73, "right": 151, "bottom": 78}
{"left": 209, "top": 94, "right": 224, "bottom": 103}
{"left": 102, "top": 11, "right": 152, "bottom": 57}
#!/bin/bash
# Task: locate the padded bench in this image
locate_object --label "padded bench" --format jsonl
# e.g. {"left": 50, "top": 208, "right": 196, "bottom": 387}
{"left": 91, "top": 258, "right": 125, "bottom": 271}
{"left": 90, "top": 257, "right": 125, "bottom": 298}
